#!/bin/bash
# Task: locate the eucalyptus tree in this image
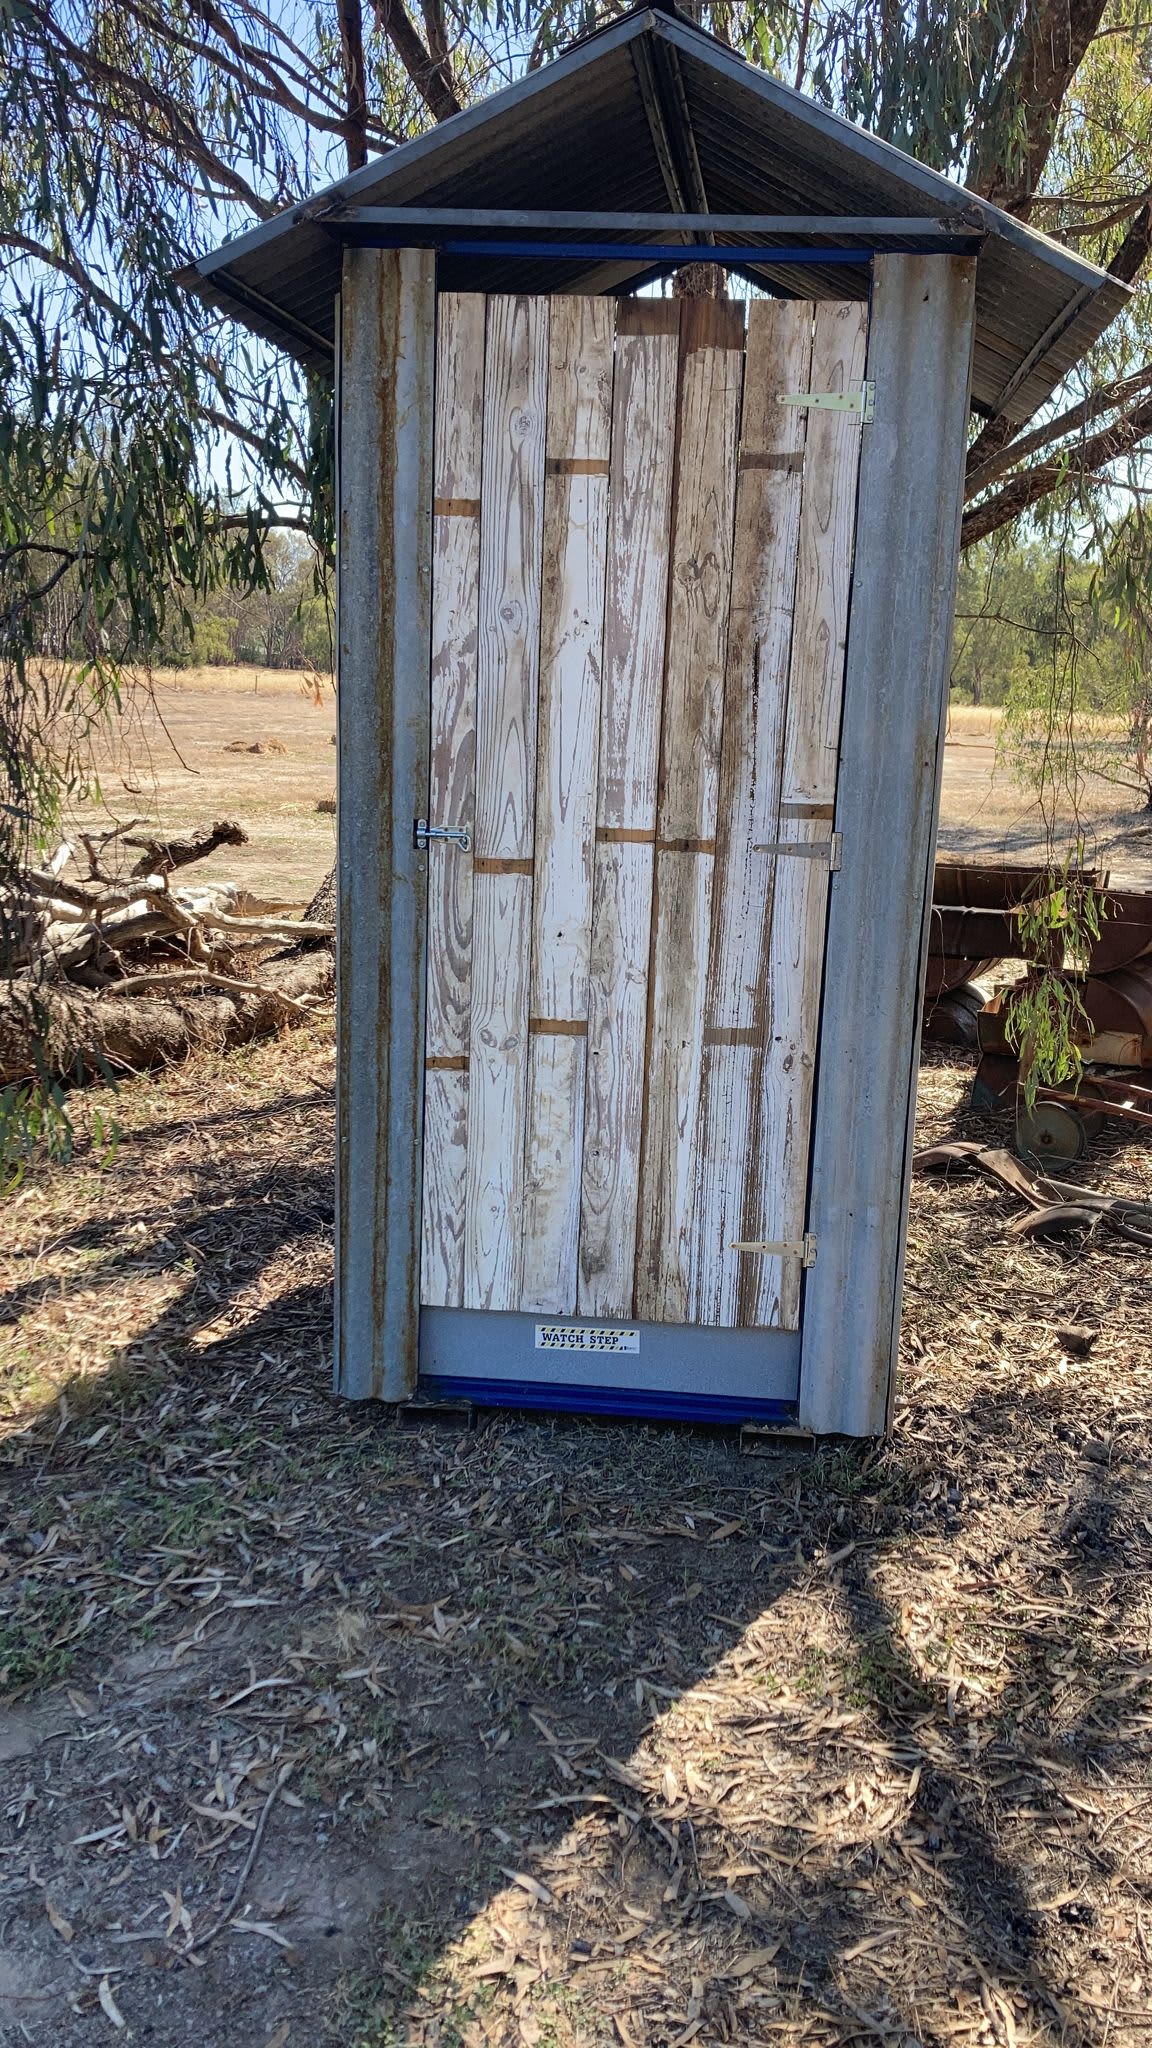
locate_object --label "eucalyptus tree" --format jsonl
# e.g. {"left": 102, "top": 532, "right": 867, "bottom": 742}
{"left": 3, "top": 0, "right": 1151, "bottom": 876}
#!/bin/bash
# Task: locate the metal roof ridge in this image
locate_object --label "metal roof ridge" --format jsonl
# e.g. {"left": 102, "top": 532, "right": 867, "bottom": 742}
{"left": 185, "top": 3, "right": 1126, "bottom": 310}
{"left": 653, "top": 10, "right": 1123, "bottom": 298}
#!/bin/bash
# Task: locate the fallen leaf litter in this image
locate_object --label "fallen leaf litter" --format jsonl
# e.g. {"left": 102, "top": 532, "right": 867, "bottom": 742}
{"left": 0, "top": 1030, "right": 1149, "bottom": 2045}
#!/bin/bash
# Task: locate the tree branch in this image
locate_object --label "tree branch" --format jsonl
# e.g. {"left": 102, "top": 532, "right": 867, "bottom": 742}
{"left": 1108, "top": 192, "right": 1152, "bottom": 282}
{"left": 119, "top": 0, "right": 372, "bottom": 146}
{"left": 372, "top": 0, "right": 461, "bottom": 121}
{"left": 969, "top": 0, "right": 1110, "bottom": 215}
{"left": 966, "top": 365, "right": 1152, "bottom": 499}
{"left": 186, "top": 0, "right": 371, "bottom": 126}
{"left": 962, "top": 390, "right": 1152, "bottom": 546}
{"left": 0, "top": 233, "right": 307, "bottom": 491}
{"left": 336, "top": 0, "right": 370, "bottom": 169}
{"left": 420, "top": 0, "right": 451, "bottom": 75}
{"left": 26, "top": 0, "right": 278, "bottom": 219}
{"left": 215, "top": 510, "right": 312, "bottom": 533}
{"left": 964, "top": 195, "right": 1151, "bottom": 496}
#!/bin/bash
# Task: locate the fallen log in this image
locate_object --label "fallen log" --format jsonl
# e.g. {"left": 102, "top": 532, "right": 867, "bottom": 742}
{"left": 125, "top": 819, "right": 248, "bottom": 876}
{"left": 0, "top": 947, "right": 334, "bottom": 1086}
{"left": 6, "top": 870, "right": 334, "bottom": 980}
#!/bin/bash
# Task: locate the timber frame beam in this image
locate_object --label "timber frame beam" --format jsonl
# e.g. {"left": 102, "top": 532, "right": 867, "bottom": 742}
{"left": 309, "top": 204, "right": 985, "bottom": 240}
{"left": 335, "top": 245, "right": 435, "bottom": 1402}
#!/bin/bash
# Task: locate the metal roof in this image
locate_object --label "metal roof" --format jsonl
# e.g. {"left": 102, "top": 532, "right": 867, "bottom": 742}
{"left": 182, "top": 4, "right": 1128, "bottom": 425}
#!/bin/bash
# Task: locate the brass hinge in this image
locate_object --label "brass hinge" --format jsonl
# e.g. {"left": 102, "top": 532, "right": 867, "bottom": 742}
{"left": 754, "top": 831, "right": 841, "bottom": 872}
{"left": 730, "top": 1232, "right": 817, "bottom": 1268}
{"left": 778, "top": 382, "right": 875, "bottom": 424}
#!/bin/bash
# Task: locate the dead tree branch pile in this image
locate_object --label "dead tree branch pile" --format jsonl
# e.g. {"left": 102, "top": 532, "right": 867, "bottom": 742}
{"left": 1, "top": 819, "right": 334, "bottom": 1084}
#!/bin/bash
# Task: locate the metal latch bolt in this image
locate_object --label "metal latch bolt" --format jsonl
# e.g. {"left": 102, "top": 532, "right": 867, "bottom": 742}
{"left": 778, "top": 382, "right": 875, "bottom": 423}
{"left": 415, "top": 818, "right": 471, "bottom": 852}
{"left": 730, "top": 1233, "right": 818, "bottom": 1267}
{"left": 754, "top": 832, "right": 841, "bottom": 871}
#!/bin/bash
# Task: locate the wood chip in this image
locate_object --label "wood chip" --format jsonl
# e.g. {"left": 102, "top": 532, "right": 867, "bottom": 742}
{"left": 499, "top": 1869, "right": 553, "bottom": 1906}
{"left": 45, "top": 1898, "right": 74, "bottom": 1942}
{"left": 97, "top": 1977, "right": 126, "bottom": 2029}
{"left": 726, "top": 1944, "right": 782, "bottom": 1977}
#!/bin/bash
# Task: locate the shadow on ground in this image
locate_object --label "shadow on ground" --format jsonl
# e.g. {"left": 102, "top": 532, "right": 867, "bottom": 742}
{"left": 0, "top": 1046, "right": 1149, "bottom": 2047}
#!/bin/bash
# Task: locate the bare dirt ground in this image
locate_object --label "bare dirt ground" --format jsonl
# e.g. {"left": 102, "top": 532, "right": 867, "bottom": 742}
{"left": 0, "top": 1024, "right": 1150, "bottom": 2047}
{"left": 71, "top": 667, "right": 338, "bottom": 906}
{"left": 938, "top": 708, "right": 1152, "bottom": 889}
{"left": 3, "top": 675, "right": 1147, "bottom": 2045}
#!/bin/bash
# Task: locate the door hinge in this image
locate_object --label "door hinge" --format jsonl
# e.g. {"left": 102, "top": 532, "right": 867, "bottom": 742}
{"left": 754, "top": 831, "right": 841, "bottom": 872}
{"left": 778, "top": 382, "right": 874, "bottom": 424}
{"left": 730, "top": 1232, "right": 818, "bottom": 1268}
{"left": 415, "top": 817, "right": 471, "bottom": 852}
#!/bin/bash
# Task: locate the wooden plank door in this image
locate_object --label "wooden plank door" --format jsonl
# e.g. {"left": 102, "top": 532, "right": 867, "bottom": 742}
{"left": 420, "top": 291, "right": 868, "bottom": 1334}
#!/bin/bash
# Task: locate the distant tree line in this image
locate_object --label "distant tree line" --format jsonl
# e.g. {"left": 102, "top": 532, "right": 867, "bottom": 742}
{"left": 952, "top": 542, "right": 1124, "bottom": 711}
{"left": 32, "top": 532, "right": 333, "bottom": 676}
{"left": 155, "top": 535, "right": 333, "bottom": 674}
{"left": 954, "top": 533, "right": 1152, "bottom": 810}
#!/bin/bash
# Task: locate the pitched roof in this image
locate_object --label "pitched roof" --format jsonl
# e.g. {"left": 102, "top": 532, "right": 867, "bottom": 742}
{"left": 182, "top": 4, "right": 1127, "bottom": 424}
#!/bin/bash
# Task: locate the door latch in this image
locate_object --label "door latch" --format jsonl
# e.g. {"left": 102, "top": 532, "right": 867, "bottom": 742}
{"left": 414, "top": 818, "right": 471, "bottom": 852}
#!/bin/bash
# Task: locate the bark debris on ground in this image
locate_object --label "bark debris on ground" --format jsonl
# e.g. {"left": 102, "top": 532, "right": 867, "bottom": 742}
{"left": 0, "top": 1033, "right": 1149, "bottom": 2046}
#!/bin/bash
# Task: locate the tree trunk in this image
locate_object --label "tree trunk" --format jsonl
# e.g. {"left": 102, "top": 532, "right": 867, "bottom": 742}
{"left": 968, "top": 0, "right": 1110, "bottom": 216}
{"left": 302, "top": 862, "right": 337, "bottom": 936}
{"left": 0, "top": 947, "right": 334, "bottom": 1086}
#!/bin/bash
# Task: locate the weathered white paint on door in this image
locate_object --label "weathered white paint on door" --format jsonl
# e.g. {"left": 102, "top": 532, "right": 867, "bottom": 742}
{"left": 521, "top": 296, "right": 614, "bottom": 1314}
{"left": 421, "top": 292, "right": 867, "bottom": 1331}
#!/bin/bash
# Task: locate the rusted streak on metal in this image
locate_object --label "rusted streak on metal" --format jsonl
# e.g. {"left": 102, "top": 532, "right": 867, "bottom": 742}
{"left": 336, "top": 244, "right": 435, "bottom": 1404}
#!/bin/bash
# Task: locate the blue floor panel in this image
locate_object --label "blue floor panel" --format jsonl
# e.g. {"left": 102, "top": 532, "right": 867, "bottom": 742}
{"left": 418, "top": 1373, "right": 798, "bottom": 1426}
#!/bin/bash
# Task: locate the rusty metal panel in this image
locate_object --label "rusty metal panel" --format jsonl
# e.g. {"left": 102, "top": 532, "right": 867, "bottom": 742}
{"left": 978, "top": 962, "right": 1152, "bottom": 1067}
{"left": 1087, "top": 890, "right": 1152, "bottom": 975}
{"left": 928, "top": 904, "right": 1016, "bottom": 958}
{"left": 335, "top": 246, "right": 436, "bottom": 1402}
{"left": 924, "top": 955, "right": 993, "bottom": 1001}
{"left": 931, "top": 858, "right": 1102, "bottom": 911}
{"left": 1083, "top": 963, "right": 1152, "bottom": 1047}
{"left": 927, "top": 869, "right": 1152, "bottom": 976}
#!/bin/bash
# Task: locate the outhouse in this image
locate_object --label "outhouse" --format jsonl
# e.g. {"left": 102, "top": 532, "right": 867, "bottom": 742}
{"left": 186, "top": 3, "right": 1123, "bottom": 1434}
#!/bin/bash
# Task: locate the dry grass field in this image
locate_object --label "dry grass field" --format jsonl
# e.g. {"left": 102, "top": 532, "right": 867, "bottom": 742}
{"left": 939, "top": 706, "right": 1152, "bottom": 887}
{"left": 70, "top": 666, "right": 338, "bottom": 906}
{"left": 62, "top": 673, "right": 1152, "bottom": 903}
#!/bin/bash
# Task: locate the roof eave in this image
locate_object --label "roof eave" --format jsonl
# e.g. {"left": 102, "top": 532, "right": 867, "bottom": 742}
{"left": 178, "top": 7, "right": 1128, "bottom": 423}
